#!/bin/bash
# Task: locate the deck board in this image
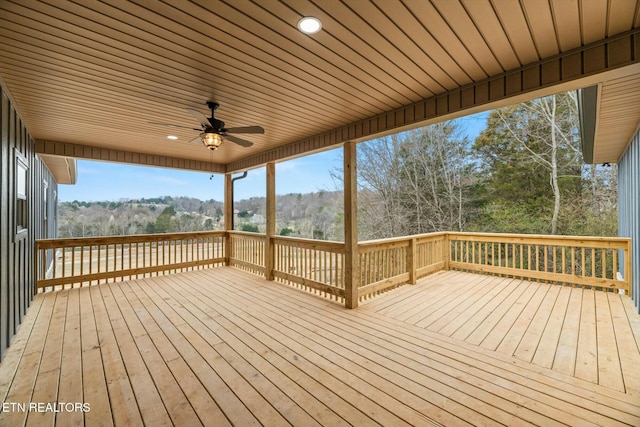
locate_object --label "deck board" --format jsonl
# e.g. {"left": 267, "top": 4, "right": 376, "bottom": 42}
{"left": 91, "top": 285, "right": 143, "bottom": 427}
{"left": 25, "top": 291, "right": 67, "bottom": 427}
{"left": 450, "top": 277, "right": 520, "bottom": 342}
{"left": 575, "top": 289, "right": 600, "bottom": 384}
{"left": 531, "top": 285, "right": 572, "bottom": 369}
{"left": 595, "top": 290, "right": 625, "bottom": 391}
{"left": 55, "top": 288, "right": 84, "bottom": 427}
{"left": 1, "top": 267, "right": 639, "bottom": 427}
{"left": 608, "top": 293, "right": 640, "bottom": 396}
{"left": 365, "top": 271, "right": 640, "bottom": 396}
{"left": 0, "top": 291, "right": 56, "bottom": 427}
{"left": 552, "top": 286, "right": 582, "bottom": 376}
{"left": 151, "top": 276, "right": 406, "bottom": 427}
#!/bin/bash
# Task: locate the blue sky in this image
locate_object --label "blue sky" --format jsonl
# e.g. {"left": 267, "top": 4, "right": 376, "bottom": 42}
{"left": 60, "top": 149, "right": 343, "bottom": 202}
{"left": 59, "top": 112, "right": 489, "bottom": 203}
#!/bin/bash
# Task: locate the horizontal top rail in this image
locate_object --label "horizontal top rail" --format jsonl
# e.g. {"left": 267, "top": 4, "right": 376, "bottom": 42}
{"left": 447, "top": 231, "right": 630, "bottom": 249}
{"left": 227, "top": 231, "right": 346, "bottom": 253}
{"left": 358, "top": 232, "right": 447, "bottom": 254}
{"left": 272, "top": 235, "right": 345, "bottom": 253}
{"left": 358, "top": 232, "right": 447, "bottom": 247}
{"left": 227, "top": 230, "right": 266, "bottom": 238}
{"left": 36, "top": 231, "right": 226, "bottom": 249}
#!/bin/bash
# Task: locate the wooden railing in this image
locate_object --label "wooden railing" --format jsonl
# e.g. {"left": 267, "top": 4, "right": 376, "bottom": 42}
{"left": 358, "top": 236, "right": 409, "bottom": 297}
{"left": 272, "top": 236, "right": 345, "bottom": 301}
{"left": 36, "top": 230, "right": 632, "bottom": 303}
{"left": 35, "top": 231, "right": 225, "bottom": 292}
{"left": 357, "top": 233, "right": 448, "bottom": 300}
{"left": 228, "top": 231, "right": 266, "bottom": 275}
{"left": 447, "top": 232, "right": 632, "bottom": 296}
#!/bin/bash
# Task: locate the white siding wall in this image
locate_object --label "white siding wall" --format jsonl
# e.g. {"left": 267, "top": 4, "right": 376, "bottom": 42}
{"left": 619, "top": 126, "right": 640, "bottom": 312}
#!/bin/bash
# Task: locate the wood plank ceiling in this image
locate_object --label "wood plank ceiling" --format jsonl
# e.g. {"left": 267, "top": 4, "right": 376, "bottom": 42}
{"left": 1, "top": 0, "right": 639, "bottom": 172}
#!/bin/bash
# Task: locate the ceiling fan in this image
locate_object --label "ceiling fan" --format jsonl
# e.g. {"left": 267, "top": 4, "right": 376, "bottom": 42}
{"left": 152, "top": 101, "right": 264, "bottom": 150}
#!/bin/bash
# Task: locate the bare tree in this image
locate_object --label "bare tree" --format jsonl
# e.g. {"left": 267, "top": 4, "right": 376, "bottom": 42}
{"left": 356, "top": 121, "right": 477, "bottom": 239}
{"left": 493, "top": 92, "right": 582, "bottom": 234}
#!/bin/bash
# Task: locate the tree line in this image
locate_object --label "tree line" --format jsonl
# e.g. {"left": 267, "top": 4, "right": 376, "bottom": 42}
{"left": 58, "top": 192, "right": 345, "bottom": 241}
{"left": 356, "top": 91, "right": 617, "bottom": 240}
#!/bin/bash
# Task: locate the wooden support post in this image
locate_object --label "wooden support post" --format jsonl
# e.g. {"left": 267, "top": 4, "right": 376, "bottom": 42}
{"left": 265, "top": 163, "right": 276, "bottom": 281}
{"left": 344, "top": 141, "right": 359, "bottom": 308}
{"left": 408, "top": 237, "right": 417, "bottom": 284}
{"left": 224, "top": 173, "right": 232, "bottom": 266}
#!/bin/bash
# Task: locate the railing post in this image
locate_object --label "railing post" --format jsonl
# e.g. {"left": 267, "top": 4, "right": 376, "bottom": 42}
{"left": 265, "top": 163, "right": 276, "bottom": 281}
{"left": 408, "top": 237, "right": 417, "bottom": 284}
{"left": 344, "top": 141, "right": 359, "bottom": 308}
{"left": 224, "top": 173, "right": 232, "bottom": 266}
{"left": 443, "top": 233, "right": 450, "bottom": 271}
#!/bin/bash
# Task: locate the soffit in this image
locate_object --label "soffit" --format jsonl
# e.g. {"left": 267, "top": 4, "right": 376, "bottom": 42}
{"left": 0, "top": 0, "right": 639, "bottom": 170}
{"left": 38, "top": 154, "right": 77, "bottom": 185}
{"left": 594, "top": 71, "right": 640, "bottom": 163}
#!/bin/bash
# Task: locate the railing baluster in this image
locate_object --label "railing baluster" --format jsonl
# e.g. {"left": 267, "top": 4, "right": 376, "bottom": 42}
{"left": 61, "top": 246, "right": 66, "bottom": 280}
{"left": 71, "top": 246, "right": 75, "bottom": 282}
{"left": 519, "top": 243, "right": 523, "bottom": 271}
{"left": 88, "top": 245, "right": 93, "bottom": 285}
{"left": 78, "top": 245, "right": 83, "bottom": 282}
{"left": 52, "top": 247, "right": 58, "bottom": 285}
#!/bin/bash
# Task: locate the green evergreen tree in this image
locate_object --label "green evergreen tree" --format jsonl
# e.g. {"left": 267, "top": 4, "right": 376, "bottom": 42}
{"left": 472, "top": 93, "right": 582, "bottom": 234}
{"left": 154, "top": 205, "right": 177, "bottom": 233}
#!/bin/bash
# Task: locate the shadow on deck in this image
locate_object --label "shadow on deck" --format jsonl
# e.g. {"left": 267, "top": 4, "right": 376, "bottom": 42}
{"left": 1, "top": 267, "right": 639, "bottom": 426}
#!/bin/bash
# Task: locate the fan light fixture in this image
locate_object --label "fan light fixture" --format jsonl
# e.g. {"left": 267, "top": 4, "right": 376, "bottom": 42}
{"left": 297, "top": 17, "right": 322, "bottom": 34}
{"left": 202, "top": 132, "right": 222, "bottom": 150}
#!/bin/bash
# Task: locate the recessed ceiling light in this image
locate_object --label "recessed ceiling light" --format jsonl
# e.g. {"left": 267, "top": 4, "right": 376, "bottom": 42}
{"left": 297, "top": 17, "right": 322, "bottom": 34}
{"left": 167, "top": 135, "right": 178, "bottom": 140}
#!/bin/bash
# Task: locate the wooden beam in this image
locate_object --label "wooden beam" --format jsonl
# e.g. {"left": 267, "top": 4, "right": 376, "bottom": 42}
{"left": 265, "top": 163, "right": 276, "bottom": 281}
{"left": 35, "top": 140, "right": 225, "bottom": 173}
{"left": 343, "top": 141, "right": 358, "bottom": 309}
{"left": 224, "top": 173, "right": 232, "bottom": 266}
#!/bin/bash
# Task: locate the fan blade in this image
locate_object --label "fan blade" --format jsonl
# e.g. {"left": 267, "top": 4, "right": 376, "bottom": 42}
{"left": 225, "top": 126, "right": 264, "bottom": 134}
{"left": 149, "top": 122, "right": 201, "bottom": 131}
{"left": 189, "top": 134, "right": 203, "bottom": 144}
{"left": 187, "top": 109, "right": 210, "bottom": 128}
{"left": 225, "top": 134, "right": 254, "bottom": 147}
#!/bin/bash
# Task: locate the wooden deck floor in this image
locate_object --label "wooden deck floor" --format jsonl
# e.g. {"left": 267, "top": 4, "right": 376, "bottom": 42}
{"left": 362, "top": 270, "right": 640, "bottom": 397}
{"left": 0, "top": 268, "right": 639, "bottom": 427}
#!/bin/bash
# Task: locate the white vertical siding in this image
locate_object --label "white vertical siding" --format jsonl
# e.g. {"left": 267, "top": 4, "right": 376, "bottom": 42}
{"left": 618, "top": 126, "right": 640, "bottom": 312}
